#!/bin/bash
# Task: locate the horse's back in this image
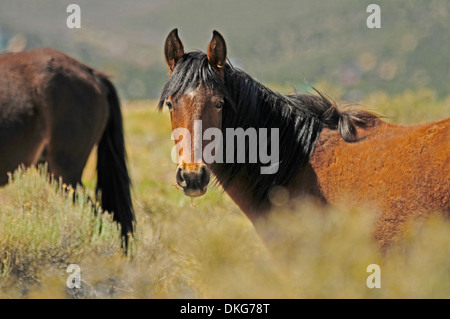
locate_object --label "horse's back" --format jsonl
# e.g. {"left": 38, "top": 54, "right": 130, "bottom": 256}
{"left": 0, "top": 48, "right": 106, "bottom": 116}
{"left": 311, "top": 118, "right": 449, "bottom": 206}
{"left": 0, "top": 47, "right": 105, "bottom": 95}
{"left": 306, "top": 117, "right": 449, "bottom": 245}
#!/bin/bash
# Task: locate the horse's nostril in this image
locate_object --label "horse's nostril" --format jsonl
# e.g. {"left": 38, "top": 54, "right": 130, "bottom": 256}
{"left": 176, "top": 166, "right": 187, "bottom": 188}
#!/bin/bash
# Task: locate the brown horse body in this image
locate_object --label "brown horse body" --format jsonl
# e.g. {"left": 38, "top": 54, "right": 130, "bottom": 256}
{"left": 0, "top": 48, "right": 134, "bottom": 243}
{"left": 226, "top": 118, "right": 450, "bottom": 247}
{"left": 0, "top": 48, "right": 107, "bottom": 186}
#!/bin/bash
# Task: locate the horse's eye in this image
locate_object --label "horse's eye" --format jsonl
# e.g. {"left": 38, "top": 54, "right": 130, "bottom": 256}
{"left": 216, "top": 100, "right": 224, "bottom": 109}
{"left": 166, "top": 101, "right": 173, "bottom": 110}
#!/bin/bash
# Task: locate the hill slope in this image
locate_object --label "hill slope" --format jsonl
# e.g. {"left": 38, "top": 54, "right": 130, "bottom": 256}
{"left": 0, "top": 0, "right": 449, "bottom": 100}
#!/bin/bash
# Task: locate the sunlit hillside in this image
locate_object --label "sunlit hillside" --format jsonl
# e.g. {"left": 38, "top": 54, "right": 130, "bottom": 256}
{"left": 1, "top": 0, "right": 449, "bottom": 99}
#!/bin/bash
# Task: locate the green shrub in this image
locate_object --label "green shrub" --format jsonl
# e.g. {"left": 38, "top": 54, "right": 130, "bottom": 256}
{"left": 0, "top": 165, "right": 124, "bottom": 297}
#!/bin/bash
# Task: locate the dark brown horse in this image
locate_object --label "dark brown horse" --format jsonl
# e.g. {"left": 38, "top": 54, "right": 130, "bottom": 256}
{"left": 0, "top": 47, "right": 134, "bottom": 245}
{"left": 160, "top": 29, "right": 449, "bottom": 248}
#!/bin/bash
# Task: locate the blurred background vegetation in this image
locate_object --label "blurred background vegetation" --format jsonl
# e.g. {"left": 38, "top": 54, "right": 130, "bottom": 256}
{"left": 0, "top": 0, "right": 448, "bottom": 299}
{"left": 0, "top": 0, "right": 449, "bottom": 101}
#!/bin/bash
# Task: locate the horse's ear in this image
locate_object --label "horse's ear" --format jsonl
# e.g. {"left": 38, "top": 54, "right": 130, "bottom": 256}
{"left": 164, "top": 28, "right": 184, "bottom": 73}
{"left": 207, "top": 30, "right": 227, "bottom": 69}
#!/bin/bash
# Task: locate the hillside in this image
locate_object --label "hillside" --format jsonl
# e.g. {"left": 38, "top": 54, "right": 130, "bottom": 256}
{"left": 0, "top": 0, "right": 449, "bottom": 100}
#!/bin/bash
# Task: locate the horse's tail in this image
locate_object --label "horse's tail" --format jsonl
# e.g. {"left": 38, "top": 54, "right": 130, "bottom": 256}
{"left": 96, "top": 74, "right": 134, "bottom": 248}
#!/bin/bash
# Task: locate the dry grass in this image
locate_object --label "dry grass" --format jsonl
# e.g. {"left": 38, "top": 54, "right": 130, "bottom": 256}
{"left": 0, "top": 89, "right": 448, "bottom": 298}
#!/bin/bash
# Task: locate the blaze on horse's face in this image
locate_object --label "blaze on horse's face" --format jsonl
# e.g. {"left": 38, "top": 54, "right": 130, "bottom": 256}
{"left": 163, "top": 29, "right": 227, "bottom": 197}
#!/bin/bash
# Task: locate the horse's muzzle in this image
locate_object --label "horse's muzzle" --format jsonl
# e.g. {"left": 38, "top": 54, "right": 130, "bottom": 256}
{"left": 176, "top": 164, "right": 210, "bottom": 197}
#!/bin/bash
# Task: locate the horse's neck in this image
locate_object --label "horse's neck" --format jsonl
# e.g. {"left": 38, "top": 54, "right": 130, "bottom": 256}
{"left": 214, "top": 163, "right": 325, "bottom": 222}
{"left": 209, "top": 166, "right": 270, "bottom": 221}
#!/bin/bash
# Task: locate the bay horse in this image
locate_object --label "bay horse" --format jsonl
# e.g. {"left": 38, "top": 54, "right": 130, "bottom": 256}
{"left": 160, "top": 29, "right": 449, "bottom": 248}
{"left": 0, "top": 47, "right": 134, "bottom": 246}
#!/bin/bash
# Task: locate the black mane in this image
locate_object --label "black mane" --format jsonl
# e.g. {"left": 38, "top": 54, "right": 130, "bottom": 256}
{"left": 159, "top": 51, "right": 376, "bottom": 205}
